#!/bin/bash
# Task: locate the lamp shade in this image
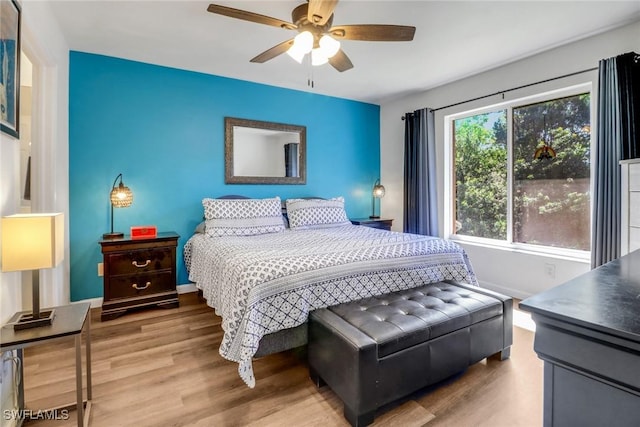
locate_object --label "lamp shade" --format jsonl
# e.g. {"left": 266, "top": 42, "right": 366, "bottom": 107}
{"left": 286, "top": 46, "right": 306, "bottom": 64}
{"left": 110, "top": 182, "right": 133, "bottom": 208}
{"left": 311, "top": 48, "right": 328, "bottom": 66}
{"left": 319, "top": 35, "right": 340, "bottom": 58}
{"left": 373, "top": 183, "right": 386, "bottom": 198}
{"left": 292, "top": 31, "right": 314, "bottom": 54}
{"left": 1, "top": 213, "right": 64, "bottom": 272}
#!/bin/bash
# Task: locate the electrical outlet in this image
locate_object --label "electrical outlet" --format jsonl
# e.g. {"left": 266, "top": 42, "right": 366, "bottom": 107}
{"left": 98, "top": 262, "right": 104, "bottom": 277}
{"left": 544, "top": 263, "right": 556, "bottom": 279}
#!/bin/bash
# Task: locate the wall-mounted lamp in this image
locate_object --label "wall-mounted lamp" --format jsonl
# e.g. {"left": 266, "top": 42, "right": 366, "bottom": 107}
{"left": 103, "top": 173, "right": 133, "bottom": 239}
{"left": 370, "top": 179, "right": 386, "bottom": 219}
{"left": 1, "top": 213, "right": 64, "bottom": 330}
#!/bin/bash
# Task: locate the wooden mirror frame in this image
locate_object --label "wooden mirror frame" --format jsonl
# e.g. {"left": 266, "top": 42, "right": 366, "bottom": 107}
{"left": 224, "top": 117, "right": 307, "bottom": 185}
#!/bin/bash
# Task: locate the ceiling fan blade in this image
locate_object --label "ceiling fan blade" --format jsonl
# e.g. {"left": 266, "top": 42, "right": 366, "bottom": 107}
{"left": 330, "top": 24, "right": 416, "bottom": 41}
{"left": 307, "top": 0, "right": 339, "bottom": 25}
{"left": 207, "top": 4, "right": 296, "bottom": 30}
{"left": 329, "top": 49, "right": 353, "bottom": 72}
{"left": 250, "top": 39, "right": 295, "bottom": 63}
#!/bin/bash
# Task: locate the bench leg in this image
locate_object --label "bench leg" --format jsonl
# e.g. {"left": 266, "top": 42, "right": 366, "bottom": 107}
{"left": 344, "top": 405, "right": 375, "bottom": 427}
{"left": 309, "top": 367, "right": 326, "bottom": 388}
{"left": 488, "top": 347, "right": 511, "bottom": 361}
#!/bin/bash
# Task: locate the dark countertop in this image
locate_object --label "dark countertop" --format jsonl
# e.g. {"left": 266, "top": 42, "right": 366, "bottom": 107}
{"left": 519, "top": 249, "right": 640, "bottom": 344}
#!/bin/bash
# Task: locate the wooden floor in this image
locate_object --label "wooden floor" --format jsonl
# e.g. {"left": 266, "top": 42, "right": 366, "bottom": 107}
{"left": 22, "top": 293, "right": 542, "bottom": 427}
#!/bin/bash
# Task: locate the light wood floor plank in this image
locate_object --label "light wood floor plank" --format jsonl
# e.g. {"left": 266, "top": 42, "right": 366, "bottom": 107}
{"left": 20, "top": 293, "right": 542, "bottom": 426}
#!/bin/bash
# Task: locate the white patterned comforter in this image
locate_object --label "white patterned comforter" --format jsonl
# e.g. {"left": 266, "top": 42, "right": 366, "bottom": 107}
{"left": 184, "top": 224, "right": 477, "bottom": 387}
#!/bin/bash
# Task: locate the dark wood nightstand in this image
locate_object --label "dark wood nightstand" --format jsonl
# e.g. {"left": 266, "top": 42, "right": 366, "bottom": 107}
{"left": 99, "top": 232, "right": 179, "bottom": 321}
{"left": 350, "top": 218, "right": 393, "bottom": 231}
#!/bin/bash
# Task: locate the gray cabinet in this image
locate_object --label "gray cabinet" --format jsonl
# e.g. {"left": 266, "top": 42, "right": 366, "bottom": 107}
{"left": 520, "top": 250, "right": 640, "bottom": 426}
{"left": 620, "top": 159, "right": 640, "bottom": 255}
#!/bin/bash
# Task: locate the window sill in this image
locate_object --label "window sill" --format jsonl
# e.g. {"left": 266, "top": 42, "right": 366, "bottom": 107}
{"left": 449, "top": 236, "right": 591, "bottom": 264}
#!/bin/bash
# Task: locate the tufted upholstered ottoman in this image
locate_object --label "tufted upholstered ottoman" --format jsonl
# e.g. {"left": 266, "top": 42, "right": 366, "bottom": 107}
{"left": 308, "top": 280, "right": 513, "bottom": 427}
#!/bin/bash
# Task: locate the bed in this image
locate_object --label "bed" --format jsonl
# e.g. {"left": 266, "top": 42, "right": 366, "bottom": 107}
{"left": 184, "top": 196, "right": 478, "bottom": 387}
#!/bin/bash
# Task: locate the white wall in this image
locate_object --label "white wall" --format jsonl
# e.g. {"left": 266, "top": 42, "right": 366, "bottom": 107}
{"left": 21, "top": 0, "right": 71, "bottom": 307}
{"left": 380, "top": 21, "right": 640, "bottom": 298}
{"left": 0, "top": 2, "right": 69, "bottom": 424}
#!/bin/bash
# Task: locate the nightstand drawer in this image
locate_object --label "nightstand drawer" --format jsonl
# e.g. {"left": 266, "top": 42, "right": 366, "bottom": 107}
{"left": 109, "top": 271, "right": 174, "bottom": 300}
{"left": 107, "top": 248, "right": 173, "bottom": 275}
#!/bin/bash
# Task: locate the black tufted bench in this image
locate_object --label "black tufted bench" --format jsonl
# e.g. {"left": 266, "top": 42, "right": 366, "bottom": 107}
{"left": 308, "top": 280, "right": 513, "bottom": 427}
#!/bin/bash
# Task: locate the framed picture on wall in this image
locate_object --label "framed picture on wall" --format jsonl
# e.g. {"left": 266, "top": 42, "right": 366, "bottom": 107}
{"left": 0, "top": 0, "right": 21, "bottom": 139}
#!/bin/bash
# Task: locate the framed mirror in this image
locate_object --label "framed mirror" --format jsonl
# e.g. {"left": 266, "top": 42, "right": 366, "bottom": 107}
{"left": 225, "top": 117, "right": 306, "bottom": 184}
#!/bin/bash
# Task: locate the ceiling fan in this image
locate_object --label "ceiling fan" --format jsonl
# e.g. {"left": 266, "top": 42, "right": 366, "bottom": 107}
{"left": 206, "top": 1, "right": 416, "bottom": 72}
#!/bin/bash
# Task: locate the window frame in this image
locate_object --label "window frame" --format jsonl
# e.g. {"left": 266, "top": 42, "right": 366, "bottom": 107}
{"left": 444, "top": 83, "right": 594, "bottom": 261}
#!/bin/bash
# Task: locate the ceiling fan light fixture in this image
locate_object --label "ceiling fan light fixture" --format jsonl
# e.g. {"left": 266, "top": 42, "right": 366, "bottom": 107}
{"left": 311, "top": 48, "right": 328, "bottom": 66}
{"left": 319, "top": 34, "right": 340, "bottom": 58}
{"left": 293, "top": 31, "right": 314, "bottom": 54}
{"left": 206, "top": 1, "right": 417, "bottom": 72}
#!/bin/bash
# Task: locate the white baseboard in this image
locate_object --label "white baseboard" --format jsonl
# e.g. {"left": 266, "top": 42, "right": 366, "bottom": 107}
{"left": 477, "top": 281, "right": 536, "bottom": 331}
{"left": 74, "top": 297, "right": 103, "bottom": 309}
{"left": 73, "top": 283, "right": 198, "bottom": 309}
{"left": 177, "top": 283, "right": 198, "bottom": 294}
{"left": 478, "top": 280, "right": 532, "bottom": 300}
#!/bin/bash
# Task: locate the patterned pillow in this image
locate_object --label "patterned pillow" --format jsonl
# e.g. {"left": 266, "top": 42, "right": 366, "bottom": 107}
{"left": 286, "top": 197, "right": 351, "bottom": 229}
{"left": 202, "top": 197, "right": 285, "bottom": 236}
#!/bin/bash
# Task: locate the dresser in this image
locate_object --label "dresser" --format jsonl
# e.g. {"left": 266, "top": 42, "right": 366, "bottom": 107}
{"left": 620, "top": 159, "right": 640, "bottom": 255}
{"left": 520, "top": 250, "right": 640, "bottom": 426}
{"left": 99, "top": 232, "right": 179, "bottom": 321}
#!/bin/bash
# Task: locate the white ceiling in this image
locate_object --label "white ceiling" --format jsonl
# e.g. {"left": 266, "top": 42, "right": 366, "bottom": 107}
{"left": 48, "top": 1, "right": 640, "bottom": 104}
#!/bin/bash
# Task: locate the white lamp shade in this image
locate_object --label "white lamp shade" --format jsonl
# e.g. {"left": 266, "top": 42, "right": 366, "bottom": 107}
{"left": 286, "top": 45, "right": 306, "bottom": 64}
{"left": 311, "top": 48, "right": 328, "bottom": 66}
{"left": 319, "top": 35, "right": 340, "bottom": 58}
{"left": 293, "top": 31, "right": 314, "bottom": 54}
{"left": 1, "top": 213, "right": 64, "bottom": 272}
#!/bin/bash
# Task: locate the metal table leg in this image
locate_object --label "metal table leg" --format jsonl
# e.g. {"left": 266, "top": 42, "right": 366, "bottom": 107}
{"left": 75, "top": 334, "right": 84, "bottom": 427}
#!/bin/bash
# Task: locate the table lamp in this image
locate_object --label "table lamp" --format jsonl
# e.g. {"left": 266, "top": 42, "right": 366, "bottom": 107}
{"left": 1, "top": 213, "right": 64, "bottom": 330}
{"left": 103, "top": 173, "right": 133, "bottom": 239}
{"left": 370, "top": 179, "right": 386, "bottom": 219}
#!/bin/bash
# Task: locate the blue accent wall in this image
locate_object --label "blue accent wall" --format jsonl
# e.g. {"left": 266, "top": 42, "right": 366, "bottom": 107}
{"left": 69, "top": 51, "right": 380, "bottom": 301}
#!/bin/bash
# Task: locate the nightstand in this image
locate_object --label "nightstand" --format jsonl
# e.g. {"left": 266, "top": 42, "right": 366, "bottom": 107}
{"left": 350, "top": 218, "right": 393, "bottom": 231}
{"left": 99, "top": 232, "right": 179, "bottom": 321}
{"left": 0, "top": 303, "right": 92, "bottom": 426}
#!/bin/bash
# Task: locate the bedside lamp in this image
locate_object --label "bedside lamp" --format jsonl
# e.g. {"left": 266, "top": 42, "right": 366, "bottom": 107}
{"left": 103, "top": 173, "right": 133, "bottom": 239}
{"left": 1, "top": 213, "right": 64, "bottom": 330}
{"left": 370, "top": 179, "right": 386, "bottom": 219}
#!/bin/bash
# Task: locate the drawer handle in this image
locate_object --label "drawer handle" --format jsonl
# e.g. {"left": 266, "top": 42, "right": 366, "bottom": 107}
{"left": 132, "top": 260, "right": 151, "bottom": 268}
{"left": 132, "top": 282, "right": 151, "bottom": 290}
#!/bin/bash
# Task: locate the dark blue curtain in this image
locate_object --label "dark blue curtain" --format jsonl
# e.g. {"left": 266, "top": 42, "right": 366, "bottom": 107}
{"left": 591, "top": 52, "right": 639, "bottom": 268}
{"left": 618, "top": 52, "right": 640, "bottom": 160}
{"left": 403, "top": 108, "right": 438, "bottom": 235}
{"left": 284, "top": 143, "right": 298, "bottom": 177}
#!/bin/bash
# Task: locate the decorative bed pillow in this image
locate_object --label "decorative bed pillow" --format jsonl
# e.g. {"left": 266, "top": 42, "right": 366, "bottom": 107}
{"left": 286, "top": 197, "right": 351, "bottom": 229}
{"left": 202, "top": 197, "right": 285, "bottom": 236}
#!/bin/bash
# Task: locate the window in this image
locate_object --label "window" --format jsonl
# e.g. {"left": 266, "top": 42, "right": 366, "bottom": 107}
{"left": 451, "top": 90, "right": 591, "bottom": 253}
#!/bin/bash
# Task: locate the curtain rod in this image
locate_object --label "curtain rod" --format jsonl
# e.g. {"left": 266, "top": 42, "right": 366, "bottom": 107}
{"left": 401, "top": 66, "right": 598, "bottom": 120}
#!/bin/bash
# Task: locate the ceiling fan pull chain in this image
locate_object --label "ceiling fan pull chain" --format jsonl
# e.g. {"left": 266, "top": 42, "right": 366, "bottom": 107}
{"left": 307, "top": 55, "right": 315, "bottom": 88}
